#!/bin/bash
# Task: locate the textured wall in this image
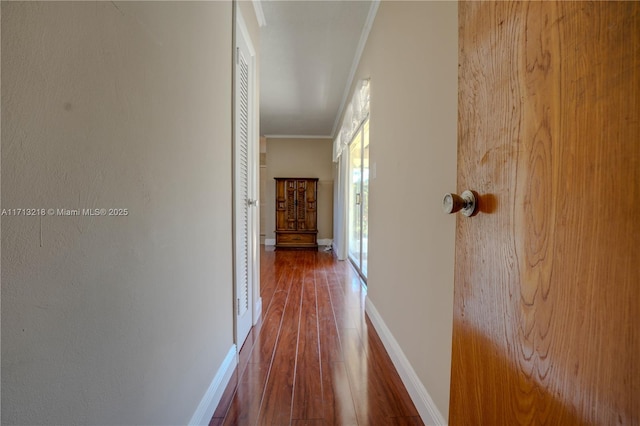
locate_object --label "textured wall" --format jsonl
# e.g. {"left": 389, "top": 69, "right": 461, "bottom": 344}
{"left": 1, "top": 2, "right": 234, "bottom": 424}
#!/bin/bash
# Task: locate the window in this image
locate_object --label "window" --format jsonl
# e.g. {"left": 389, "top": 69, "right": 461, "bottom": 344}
{"left": 333, "top": 78, "right": 370, "bottom": 276}
{"left": 348, "top": 118, "right": 369, "bottom": 278}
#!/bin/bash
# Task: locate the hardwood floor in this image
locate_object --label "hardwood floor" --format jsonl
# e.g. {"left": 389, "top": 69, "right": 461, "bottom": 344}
{"left": 210, "top": 246, "right": 423, "bottom": 426}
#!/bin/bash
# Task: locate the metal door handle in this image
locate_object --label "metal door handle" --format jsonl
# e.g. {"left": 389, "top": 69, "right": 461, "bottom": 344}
{"left": 443, "top": 190, "right": 476, "bottom": 217}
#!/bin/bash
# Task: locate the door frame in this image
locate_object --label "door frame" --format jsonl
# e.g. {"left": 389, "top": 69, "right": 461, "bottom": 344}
{"left": 346, "top": 116, "right": 369, "bottom": 281}
{"left": 233, "top": 4, "right": 261, "bottom": 350}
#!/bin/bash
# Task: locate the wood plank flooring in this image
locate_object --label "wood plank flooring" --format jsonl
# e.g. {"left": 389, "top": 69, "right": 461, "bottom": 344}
{"left": 210, "top": 247, "right": 423, "bottom": 426}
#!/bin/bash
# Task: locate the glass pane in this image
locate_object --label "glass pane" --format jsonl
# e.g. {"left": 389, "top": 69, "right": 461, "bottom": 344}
{"left": 348, "top": 131, "right": 362, "bottom": 266}
{"left": 361, "top": 120, "right": 369, "bottom": 278}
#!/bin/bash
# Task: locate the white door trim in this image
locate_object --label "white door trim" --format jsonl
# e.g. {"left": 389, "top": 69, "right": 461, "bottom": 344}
{"left": 233, "top": 5, "right": 260, "bottom": 349}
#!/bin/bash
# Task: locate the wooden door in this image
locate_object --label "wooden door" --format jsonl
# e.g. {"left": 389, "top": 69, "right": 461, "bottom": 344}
{"left": 451, "top": 2, "right": 639, "bottom": 424}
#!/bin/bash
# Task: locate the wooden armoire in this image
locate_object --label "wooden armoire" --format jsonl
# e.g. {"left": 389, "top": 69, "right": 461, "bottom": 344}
{"left": 274, "top": 178, "right": 318, "bottom": 249}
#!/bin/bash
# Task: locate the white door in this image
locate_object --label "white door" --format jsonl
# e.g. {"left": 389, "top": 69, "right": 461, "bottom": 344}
{"left": 234, "top": 9, "right": 256, "bottom": 348}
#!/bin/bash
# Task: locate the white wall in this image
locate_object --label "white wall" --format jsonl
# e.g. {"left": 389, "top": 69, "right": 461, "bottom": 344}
{"left": 340, "top": 1, "right": 458, "bottom": 420}
{"left": 264, "top": 138, "right": 334, "bottom": 242}
{"left": 1, "top": 2, "right": 235, "bottom": 424}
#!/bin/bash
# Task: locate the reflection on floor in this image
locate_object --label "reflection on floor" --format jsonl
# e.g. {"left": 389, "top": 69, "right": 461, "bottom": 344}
{"left": 210, "top": 246, "right": 422, "bottom": 425}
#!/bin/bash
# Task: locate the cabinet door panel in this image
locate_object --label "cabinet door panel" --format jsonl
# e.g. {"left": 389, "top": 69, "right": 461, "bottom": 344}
{"left": 304, "top": 180, "right": 317, "bottom": 232}
{"left": 275, "top": 179, "right": 286, "bottom": 230}
{"left": 285, "top": 180, "right": 297, "bottom": 230}
{"left": 296, "top": 180, "right": 307, "bottom": 230}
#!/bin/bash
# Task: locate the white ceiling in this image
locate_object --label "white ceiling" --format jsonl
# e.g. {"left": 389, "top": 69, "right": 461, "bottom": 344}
{"left": 258, "top": 0, "right": 375, "bottom": 138}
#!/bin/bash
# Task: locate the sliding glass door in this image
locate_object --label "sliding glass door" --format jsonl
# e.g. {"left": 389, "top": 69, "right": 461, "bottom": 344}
{"left": 348, "top": 119, "right": 369, "bottom": 279}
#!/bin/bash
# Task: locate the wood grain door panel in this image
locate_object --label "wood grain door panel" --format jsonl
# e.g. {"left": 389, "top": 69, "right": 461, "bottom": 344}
{"left": 303, "top": 179, "right": 317, "bottom": 232}
{"left": 276, "top": 232, "right": 317, "bottom": 245}
{"left": 451, "top": 2, "right": 639, "bottom": 424}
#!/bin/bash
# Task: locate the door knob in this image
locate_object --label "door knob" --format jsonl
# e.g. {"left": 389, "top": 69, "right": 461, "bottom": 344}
{"left": 443, "top": 190, "right": 476, "bottom": 217}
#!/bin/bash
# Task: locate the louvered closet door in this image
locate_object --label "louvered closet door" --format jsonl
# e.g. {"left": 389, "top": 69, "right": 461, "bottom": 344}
{"left": 234, "top": 14, "right": 254, "bottom": 348}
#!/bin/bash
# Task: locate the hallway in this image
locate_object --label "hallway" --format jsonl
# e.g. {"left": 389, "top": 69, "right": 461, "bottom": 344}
{"left": 210, "top": 247, "right": 422, "bottom": 425}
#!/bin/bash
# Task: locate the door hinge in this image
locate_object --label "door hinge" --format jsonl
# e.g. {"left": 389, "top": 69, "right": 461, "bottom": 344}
{"left": 237, "top": 298, "right": 240, "bottom": 313}
{"left": 236, "top": 47, "right": 240, "bottom": 65}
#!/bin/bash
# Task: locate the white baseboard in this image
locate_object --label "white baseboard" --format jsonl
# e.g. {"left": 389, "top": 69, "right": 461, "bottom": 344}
{"left": 265, "top": 238, "right": 275, "bottom": 246}
{"left": 365, "top": 299, "right": 447, "bottom": 426}
{"left": 253, "top": 297, "right": 263, "bottom": 325}
{"left": 188, "top": 344, "right": 238, "bottom": 426}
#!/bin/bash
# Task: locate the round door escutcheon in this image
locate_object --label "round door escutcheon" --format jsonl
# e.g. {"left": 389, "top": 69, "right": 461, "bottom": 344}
{"left": 443, "top": 190, "right": 476, "bottom": 217}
